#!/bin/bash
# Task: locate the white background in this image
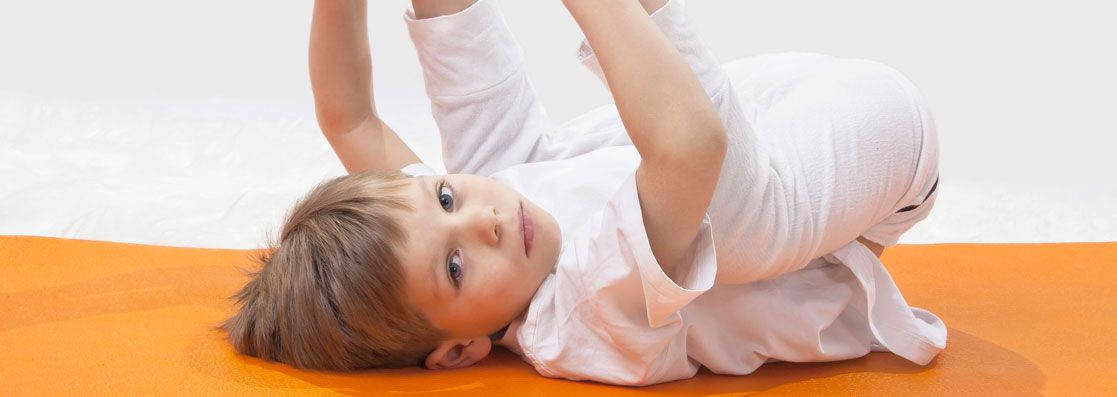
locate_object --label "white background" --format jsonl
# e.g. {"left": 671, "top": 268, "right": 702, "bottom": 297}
{"left": 1, "top": 0, "right": 1114, "bottom": 248}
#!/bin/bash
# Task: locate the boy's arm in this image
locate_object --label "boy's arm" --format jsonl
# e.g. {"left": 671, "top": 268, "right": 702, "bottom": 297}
{"left": 310, "top": 0, "right": 421, "bottom": 174}
{"left": 563, "top": 0, "right": 727, "bottom": 278}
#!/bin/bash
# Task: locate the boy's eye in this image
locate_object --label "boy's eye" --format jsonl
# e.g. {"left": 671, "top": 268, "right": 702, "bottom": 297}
{"left": 438, "top": 183, "right": 455, "bottom": 212}
{"left": 448, "top": 250, "right": 463, "bottom": 285}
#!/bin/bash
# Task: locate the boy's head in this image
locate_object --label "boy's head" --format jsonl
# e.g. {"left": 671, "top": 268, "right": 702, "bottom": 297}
{"left": 219, "top": 169, "right": 561, "bottom": 371}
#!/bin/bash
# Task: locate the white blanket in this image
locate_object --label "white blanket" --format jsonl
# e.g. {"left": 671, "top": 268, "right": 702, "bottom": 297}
{"left": 0, "top": 93, "right": 1111, "bottom": 248}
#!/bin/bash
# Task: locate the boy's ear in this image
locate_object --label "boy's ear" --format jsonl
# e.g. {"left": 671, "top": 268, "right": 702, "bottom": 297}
{"left": 424, "top": 337, "right": 492, "bottom": 370}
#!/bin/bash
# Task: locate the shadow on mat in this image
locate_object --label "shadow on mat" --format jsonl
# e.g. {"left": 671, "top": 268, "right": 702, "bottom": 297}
{"left": 215, "top": 328, "right": 1043, "bottom": 396}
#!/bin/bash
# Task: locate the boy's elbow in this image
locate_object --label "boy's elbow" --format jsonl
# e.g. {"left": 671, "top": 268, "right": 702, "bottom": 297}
{"left": 685, "top": 102, "right": 729, "bottom": 160}
{"left": 683, "top": 112, "right": 728, "bottom": 159}
{"left": 315, "top": 106, "right": 375, "bottom": 137}
{"left": 688, "top": 121, "right": 727, "bottom": 179}
{"left": 685, "top": 120, "right": 729, "bottom": 170}
{"left": 642, "top": 121, "right": 727, "bottom": 172}
{"left": 698, "top": 123, "right": 728, "bottom": 178}
{"left": 705, "top": 122, "right": 729, "bottom": 160}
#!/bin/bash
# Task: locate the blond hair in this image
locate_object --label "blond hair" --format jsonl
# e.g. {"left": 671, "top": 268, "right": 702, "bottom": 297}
{"left": 217, "top": 169, "right": 443, "bottom": 369}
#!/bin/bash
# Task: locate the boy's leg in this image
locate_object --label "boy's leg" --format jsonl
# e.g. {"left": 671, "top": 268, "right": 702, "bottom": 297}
{"left": 577, "top": 0, "right": 926, "bottom": 282}
{"left": 858, "top": 100, "right": 941, "bottom": 249}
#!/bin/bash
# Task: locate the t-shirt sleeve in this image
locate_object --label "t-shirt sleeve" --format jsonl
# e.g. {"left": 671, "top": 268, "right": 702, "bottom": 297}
{"left": 609, "top": 173, "right": 718, "bottom": 328}
{"left": 404, "top": 0, "right": 556, "bottom": 176}
{"left": 516, "top": 171, "right": 717, "bottom": 386}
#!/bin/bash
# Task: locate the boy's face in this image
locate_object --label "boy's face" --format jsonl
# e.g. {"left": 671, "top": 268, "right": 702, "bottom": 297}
{"left": 397, "top": 174, "right": 561, "bottom": 341}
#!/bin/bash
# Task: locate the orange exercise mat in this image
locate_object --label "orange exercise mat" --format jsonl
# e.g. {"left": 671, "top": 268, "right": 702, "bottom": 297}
{"left": 2, "top": 235, "right": 1114, "bottom": 395}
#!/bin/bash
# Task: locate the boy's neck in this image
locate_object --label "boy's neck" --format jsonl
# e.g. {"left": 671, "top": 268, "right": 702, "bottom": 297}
{"left": 488, "top": 324, "right": 510, "bottom": 343}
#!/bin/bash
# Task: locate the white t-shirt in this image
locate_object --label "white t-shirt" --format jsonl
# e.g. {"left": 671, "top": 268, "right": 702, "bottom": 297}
{"left": 402, "top": 0, "right": 946, "bottom": 386}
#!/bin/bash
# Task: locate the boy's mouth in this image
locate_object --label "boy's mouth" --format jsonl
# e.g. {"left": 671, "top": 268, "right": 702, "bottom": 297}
{"left": 520, "top": 202, "right": 533, "bottom": 256}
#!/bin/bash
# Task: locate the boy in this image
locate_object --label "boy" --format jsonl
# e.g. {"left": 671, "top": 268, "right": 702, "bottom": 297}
{"left": 220, "top": 0, "right": 946, "bottom": 386}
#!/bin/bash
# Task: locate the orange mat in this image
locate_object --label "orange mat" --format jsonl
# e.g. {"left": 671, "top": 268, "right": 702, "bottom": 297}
{"left": 2, "top": 235, "right": 1114, "bottom": 395}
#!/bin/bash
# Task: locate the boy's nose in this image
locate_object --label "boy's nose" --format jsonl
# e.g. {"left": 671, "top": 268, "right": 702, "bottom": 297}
{"left": 472, "top": 206, "right": 500, "bottom": 246}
